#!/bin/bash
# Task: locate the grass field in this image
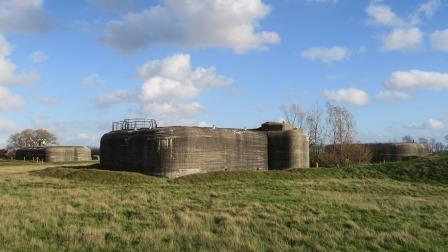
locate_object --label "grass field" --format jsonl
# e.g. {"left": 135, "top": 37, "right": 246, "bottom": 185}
{"left": 0, "top": 155, "right": 447, "bottom": 251}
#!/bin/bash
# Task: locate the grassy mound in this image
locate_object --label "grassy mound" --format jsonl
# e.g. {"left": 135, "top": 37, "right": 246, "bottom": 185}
{"left": 178, "top": 153, "right": 448, "bottom": 184}
{"left": 32, "top": 153, "right": 448, "bottom": 185}
{"left": 368, "top": 153, "right": 448, "bottom": 183}
{"left": 32, "top": 167, "right": 160, "bottom": 184}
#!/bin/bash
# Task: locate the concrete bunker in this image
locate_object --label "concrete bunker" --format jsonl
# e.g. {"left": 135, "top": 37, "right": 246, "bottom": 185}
{"left": 16, "top": 146, "right": 92, "bottom": 162}
{"left": 100, "top": 119, "right": 309, "bottom": 178}
{"left": 365, "top": 143, "right": 431, "bottom": 162}
{"left": 325, "top": 142, "right": 432, "bottom": 163}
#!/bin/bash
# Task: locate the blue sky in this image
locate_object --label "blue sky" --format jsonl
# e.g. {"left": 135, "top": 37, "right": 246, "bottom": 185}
{"left": 0, "top": 0, "right": 447, "bottom": 147}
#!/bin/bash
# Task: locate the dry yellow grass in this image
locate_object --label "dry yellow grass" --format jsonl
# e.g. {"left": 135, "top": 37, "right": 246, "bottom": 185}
{"left": 0, "top": 156, "right": 447, "bottom": 251}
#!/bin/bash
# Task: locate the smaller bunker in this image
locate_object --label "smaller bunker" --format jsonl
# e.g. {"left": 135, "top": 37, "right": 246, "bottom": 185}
{"left": 325, "top": 143, "right": 431, "bottom": 163}
{"left": 16, "top": 146, "right": 92, "bottom": 162}
{"left": 365, "top": 143, "right": 431, "bottom": 162}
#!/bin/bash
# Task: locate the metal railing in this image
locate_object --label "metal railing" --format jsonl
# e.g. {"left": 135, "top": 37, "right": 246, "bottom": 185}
{"left": 112, "top": 119, "right": 157, "bottom": 131}
{"left": 112, "top": 121, "right": 123, "bottom": 131}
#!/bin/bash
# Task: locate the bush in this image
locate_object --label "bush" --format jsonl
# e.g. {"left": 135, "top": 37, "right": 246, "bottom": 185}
{"left": 319, "top": 144, "right": 373, "bottom": 168}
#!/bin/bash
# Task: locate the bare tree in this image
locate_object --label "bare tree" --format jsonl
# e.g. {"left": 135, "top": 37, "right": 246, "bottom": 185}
{"left": 326, "top": 103, "right": 356, "bottom": 147}
{"left": 320, "top": 143, "right": 372, "bottom": 168}
{"left": 402, "top": 135, "right": 414, "bottom": 143}
{"left": 445, "top": 135, "right": 448, "bottom": 145}
{"left": 433, "top": 142, "right": 445, "bottom": 153}
{"left": 305, "top": 104, "right": 325, "bottom": 167}
{"left": 7, "top": 129, "right": 58, "bottom": 150}
{"left": 418, "top": 138, "right": 428, "bottom": 144}
{"left": 323, "top": 103, "right": 358, "bottom": 168}
{"left": 429, "top": 138, "right": 437, "bottom": 152}
{"left": 282, "top": 103, "right": 307, "bottom": 129}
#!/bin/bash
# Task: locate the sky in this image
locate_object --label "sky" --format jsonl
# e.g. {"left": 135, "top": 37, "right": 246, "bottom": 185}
{"left": 0, "top": 0, "right": 447, "bottom": 147}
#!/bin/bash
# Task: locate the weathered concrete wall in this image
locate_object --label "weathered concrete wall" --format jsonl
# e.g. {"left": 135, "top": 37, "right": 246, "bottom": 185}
{"left": 15, "top": 146, "right": 92, "bottom": 162}
{"left": 366, "top": 143, "right": 431, "bottom": 162}
{"left": 266, "top": 130, "right": 310, "bottom": 170}
{"left": 16, "top": 148, "right": 46, "bottom": 161}
{"left": 101, "top": 127, "right": 269, "bottom": 178}
{"left": 46, "top": 147, "right": 92, "bottom": 162}
{"left": 100, "top": 122, "right": 310, "bottom": 178}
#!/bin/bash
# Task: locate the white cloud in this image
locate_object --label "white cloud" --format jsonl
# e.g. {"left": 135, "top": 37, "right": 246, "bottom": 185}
{"left": 428, "top": 118, "right": 444, "bottom": 129}
{"left": 0, "top": 0, "right": 53, "bottom": 33}
{"left": 366, "top": 1, "right": 441, "bottom": 28}
{"left": 381, "top": 27, "right": 423, "bottom": 51}
{"left": 92, "top": 54, "right": 232, "bottom": 119}
{"left": 0, "top": 86, "right": 26, "bottom": 111}
{"left": 138, "top": 54, "right": 232, "bottom": 118}
{"left": 377, "top": 90, "right": 410, "bottom": 101}
{"left": 0, "top": 58, "right": 39, "bottom": 85}
{"left": 101, "top": 0, "right": 280, "bottom": 53}
{"left": 366, "top": 3, "right": 407, "bottom": 28}
{"left": 0, "top": 118, "right": 16, "bottom": 133}
{"left": 37, "top": 96, "right": 60, "bottom": 105}
{"left": 138, "top": 54, "right": 232, "bottom": 101}
{"left": 415, "top": 0, "right": 441, "bottom": 20}
{"left": 87, "top": 0, "right": 141, "bottom": 13}
{"left": 407, "top": 122, "right": 423, "bottom": 129}
{"left": 29, "top": 50, "right": 48, "bottom": 63}
{"left": 385, "top": 70, "right": 448, "bottom": 91}
{"left": 96, "top": 90, "right": 134, "bottom": 106}
{"left": 408, "top": 118, "right": 446, "bottom": 130}
{"left": 140, "top": 76, "right": 200, "bottom": 101}
{"left": 324, "top": 88, "right": 370, "bottom": 106}
{"left": 82, "top": 73, "right": 105, "bottom": 87}
{"left": 430, "top": 29, "right": 448, "bottom": 52}
{"left": 301, "top": 46, "right": 349, "bottom": 63}
{"left": 366, "top": 1, "right": 440, "bottom": 52}
{"left": 0, "top": 35, "right": 12, "bottom": 56}
{"left": 141, "top": 102, "right": 204, "bottom": 117}
{"left": 0, "top": 34, "right": 39, "bottom": 85}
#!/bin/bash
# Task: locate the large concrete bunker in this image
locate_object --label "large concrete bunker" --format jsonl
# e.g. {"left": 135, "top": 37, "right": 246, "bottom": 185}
{"left": 16, "top": 146, "right": 92, "bottom": 162}
{"left": 100, "top": 119, "right": 309, "bottom": 178}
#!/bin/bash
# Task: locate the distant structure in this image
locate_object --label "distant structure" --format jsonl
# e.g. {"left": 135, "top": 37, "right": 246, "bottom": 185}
{"left": 365, "top": 143, "right": 431, "bottom": 162}
{"left": 326, "top": 142, "right": 432, "bottom": 163}
{"left": 16, "top": 146, "right": 92, "bottom": 162}
{"left": 100, "top": 119, "right": 309, "bottom": 178}
{"left": 0, "top": 149, "right": 7, "bottom": 159}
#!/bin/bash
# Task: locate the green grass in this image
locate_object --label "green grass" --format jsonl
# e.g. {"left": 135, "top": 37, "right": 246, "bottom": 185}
{"left": 0, "top": 155, "right": 447, "bottom": 251}
{"left": 0, "top": 159, "right": 46, "bottom": 167}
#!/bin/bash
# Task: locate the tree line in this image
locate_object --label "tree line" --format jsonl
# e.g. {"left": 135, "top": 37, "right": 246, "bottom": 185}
{"left": 0, "top": 129, "right": 58, "bottom": 159}
{"left": 282, "top": 103, "right": 447, "bottom": 168}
